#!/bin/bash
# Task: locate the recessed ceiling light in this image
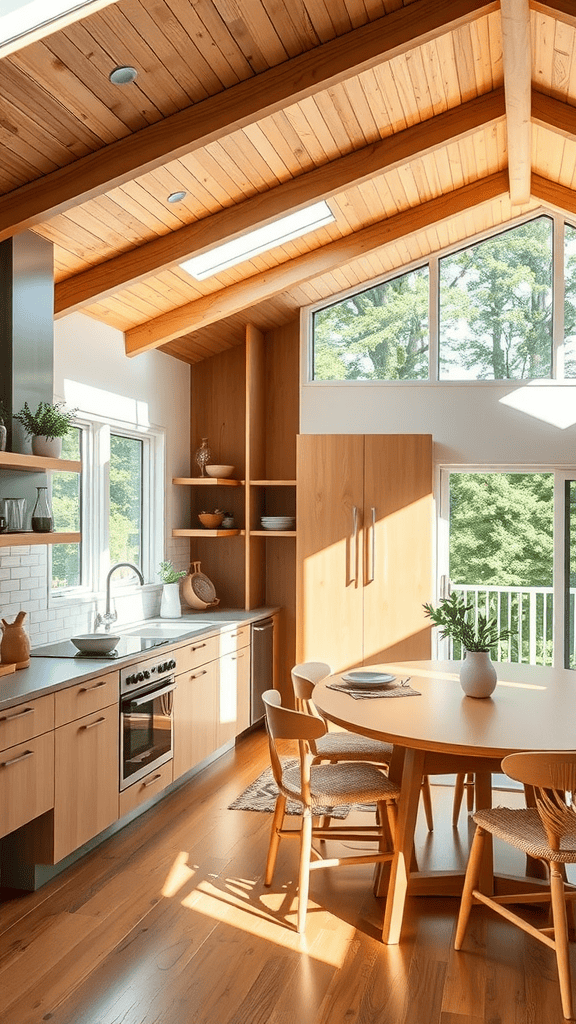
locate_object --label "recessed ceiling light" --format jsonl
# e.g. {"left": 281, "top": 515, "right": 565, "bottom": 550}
{"left": 180, "top": 201, "right": 335, "bottom": 280}
{"left": 167, "top": 191, "right": 187, "bottom": 204}
{"left": 109, "top": 65, "right": 138, "bottom": 85}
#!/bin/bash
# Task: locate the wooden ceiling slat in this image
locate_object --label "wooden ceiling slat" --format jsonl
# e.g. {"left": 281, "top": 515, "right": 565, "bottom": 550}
{"left": 0, "top": 0, "right": 497, "bottom": 239}
{"left": 162, "top": 0, "right": 249, "bottom": 82}
{"left": 124, "top": 170, "right": 508, "bottom": 352}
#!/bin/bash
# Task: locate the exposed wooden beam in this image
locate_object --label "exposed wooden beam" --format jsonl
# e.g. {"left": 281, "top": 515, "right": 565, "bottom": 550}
{"left": 531, "top": 1, "right": 576, "bottom": 28}
{"left": 531, "top": 173, "right": 576, "bottom": 216}
{"left": 0, "top": 0, "right": 497, "bottom": 242}
{"left": 0, "top": 1, "right": 120, "bottom": 59}
{"left": 55, "top": 89, "right": 506, "bottom": 316}
{"left": 532, "top": 90, "right": 576, "bottom": 139}
{"left": 501, "top": 0, "right": 532, "bottom": 205}
{"left": 125, "top": 172, "right": 509, "bottom": 356}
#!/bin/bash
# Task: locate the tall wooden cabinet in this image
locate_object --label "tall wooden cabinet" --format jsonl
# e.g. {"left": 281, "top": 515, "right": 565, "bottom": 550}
{"left": 296, "top": 434, "right": 433, "bottom": 671}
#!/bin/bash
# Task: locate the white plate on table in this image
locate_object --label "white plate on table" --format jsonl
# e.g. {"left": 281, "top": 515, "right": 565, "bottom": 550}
{"left": 340, "top": 670, "right": 396, "bottom": 687}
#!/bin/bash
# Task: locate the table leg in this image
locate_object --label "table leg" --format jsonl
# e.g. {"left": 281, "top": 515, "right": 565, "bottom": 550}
{"left": 381, "top": 746, "right": 426, "bottom": 944}
{"left": 474, "top": 772, "right": 494, "bottom": 895}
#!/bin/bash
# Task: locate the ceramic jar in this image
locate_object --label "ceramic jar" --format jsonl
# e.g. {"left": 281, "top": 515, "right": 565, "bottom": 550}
{"left": 459, "top": 650, "right": 497, "bottom": 698}
{"left": 160, "top": 582, "right": 182, "bottom": 618}
{"left": 1, "top": 611, "right": 31, "bottom": 669}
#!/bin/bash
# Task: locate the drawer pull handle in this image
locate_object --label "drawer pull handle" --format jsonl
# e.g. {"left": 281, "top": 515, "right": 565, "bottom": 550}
{"left": 79, "top": 680, "right": 107, "bottom": 693}
{"left": 232, "top": 653, "right": 245, "bottom": 661}
{"left": 143, "top": 772, "right": 163, "bottom": 788}
{"left": 0, "top": 706, "right": 34, "bottom": 723}
{"left": 191, "top": 643, "right": 206, "bottom": 651}
{"left": 191, "top": 669, "right": 207, "bottom": 679}
{"left": 82, "top": 716, "right": 106, "bottom": 730}
{"left": 2, "top": 749, "right": 33, "bottom": 767}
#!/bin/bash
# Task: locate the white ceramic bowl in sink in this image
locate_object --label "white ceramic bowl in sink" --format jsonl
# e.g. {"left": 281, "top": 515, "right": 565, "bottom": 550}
{"left": 71, "top": 634, "right": 121, "bottom": 654}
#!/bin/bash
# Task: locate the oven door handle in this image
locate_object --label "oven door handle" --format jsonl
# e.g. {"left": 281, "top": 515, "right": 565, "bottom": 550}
{"left": 128, "top": 681, "right": 177, "bottom": 707}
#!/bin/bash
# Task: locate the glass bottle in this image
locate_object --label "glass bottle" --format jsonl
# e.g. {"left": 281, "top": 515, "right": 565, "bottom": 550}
{"left": 31, "top": 486, "right": 53, "bottom": 533}
{"left": 195, "top": 437, "right": 211, "bottom": 477}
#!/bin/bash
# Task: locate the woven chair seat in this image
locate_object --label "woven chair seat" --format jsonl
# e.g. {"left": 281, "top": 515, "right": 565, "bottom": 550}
{"left": 281, "top": 761, "right": 400, "bottom": 807}
{"left": 473, "top": 806, "right": 576, "bottom": 863}
{"left": 314, "top": 731, "right": 393, "bottom": 762}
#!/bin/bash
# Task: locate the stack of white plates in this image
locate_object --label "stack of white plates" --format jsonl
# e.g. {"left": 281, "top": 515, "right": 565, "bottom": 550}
{"left": 260, "top": 516, "right": 296, "bottom": 531}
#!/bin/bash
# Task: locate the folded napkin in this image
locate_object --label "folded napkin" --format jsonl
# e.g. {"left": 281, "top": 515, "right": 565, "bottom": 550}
{"left": 326, "top": 681, "right": 421, "bottom": 700}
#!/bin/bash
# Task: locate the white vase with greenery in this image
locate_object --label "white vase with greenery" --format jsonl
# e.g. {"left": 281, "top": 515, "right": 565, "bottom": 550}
{"left": 158, "top": 560, "right": 186, "bottom": 618}
{"left": 13, "top": 400, "right": 77, "bottom": 458}
{"left": 423, "top": 593, "right": 514, "bottom": 698}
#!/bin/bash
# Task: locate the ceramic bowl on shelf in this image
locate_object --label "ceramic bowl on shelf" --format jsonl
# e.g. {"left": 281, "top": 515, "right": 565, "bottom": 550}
{"left": 71, "top": 634, "right": 120, "bottom": 654}
{"left": 198, "top": 511, "right": 225, "bottom": 528}
{"left": 205, "top": 465, "right": 235, "bottom": 478}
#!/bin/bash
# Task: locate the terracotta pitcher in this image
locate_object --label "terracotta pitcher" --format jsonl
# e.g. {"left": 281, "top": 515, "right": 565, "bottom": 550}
{"left": 1, "top": 610, "right": 31, "bottom": 669}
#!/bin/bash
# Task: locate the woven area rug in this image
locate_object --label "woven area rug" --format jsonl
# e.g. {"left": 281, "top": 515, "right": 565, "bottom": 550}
{"left": 228, "top": 761, "right": 374, "bottom": 819}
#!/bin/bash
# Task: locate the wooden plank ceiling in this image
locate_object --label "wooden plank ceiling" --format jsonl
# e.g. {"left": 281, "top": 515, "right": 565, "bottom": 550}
{"left": 1, "top": 0, "right": 575, "bottom": 363}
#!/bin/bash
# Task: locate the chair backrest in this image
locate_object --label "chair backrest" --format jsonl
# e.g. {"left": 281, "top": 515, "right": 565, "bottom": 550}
{"left": 502, "top": 751, "right": 576, "bottom": 850}
{"left": 291, "top": 661, "right": 332, "bottom": 709}
{"left": 262, "top": 689, "right": 326, "bottom": 799}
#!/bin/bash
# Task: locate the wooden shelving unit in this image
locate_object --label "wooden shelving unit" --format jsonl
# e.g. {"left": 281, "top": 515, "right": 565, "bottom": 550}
{"left": 173, "top": 477, "right": 243, "bottom": 487}
{"left": 0, "top": 450, "right": 82, "bottom": 547}
{"left": 173, "top": 528, "right": 242, "bottom": 538}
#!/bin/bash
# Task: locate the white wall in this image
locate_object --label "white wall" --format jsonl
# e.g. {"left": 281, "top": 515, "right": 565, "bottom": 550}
{"left": 301, "top": 380, "right": 576, "bottom": 467}
{"left": 0, "top": 313, "right": 191, "bottom": 646}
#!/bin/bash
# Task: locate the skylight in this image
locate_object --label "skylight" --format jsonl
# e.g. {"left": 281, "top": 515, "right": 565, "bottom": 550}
{"left": 0, "top": 1, "right": 97, "bottom": 45}
{"left": 180, "top": 201, "right": 335, "bottom": 281}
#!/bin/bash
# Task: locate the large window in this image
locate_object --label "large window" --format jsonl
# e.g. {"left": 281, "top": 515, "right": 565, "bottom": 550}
{"left": 51, "top": 416, "right": 163, "bottom": 596}
{"left": 310, "top": 212, "right": 570, "bottom": 382}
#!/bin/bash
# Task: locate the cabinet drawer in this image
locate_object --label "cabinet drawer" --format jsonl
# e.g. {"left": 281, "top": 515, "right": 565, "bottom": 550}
{"left": 0, "top": 694, "right": 54, "bottom": 748}
{"left": 55, "top": 672, "right": 119, "bottom": 726}
{"left": 176, "top": 633, "right": 221, "bottom": 674}
{"left": 219, "top": 624, "right": 251, "bottom": 655}
{"left": 119, "top": 761, "right": 173, "bottom": 818}
{"left": 0, "top": 731, "right": 55, "bottom": 839}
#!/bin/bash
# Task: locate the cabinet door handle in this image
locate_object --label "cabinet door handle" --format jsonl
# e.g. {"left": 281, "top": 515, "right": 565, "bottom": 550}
{"left": 367, "top": 506, "right": 376, "bottom": 583}
{"left": 79, "top": 680, "right": 107, "bottom": 693}
{"left": 82, "top": 716, "right": 106, "bottom": 730}
{"left": 143, "top": 772, "right": 163, "bottom": 788}
{"left": 350, "top": 506, "right": 359, "bottom": 584}
{"left": 191, "top": 643, "right": 206, "bottom": 651}
{"left": 1, "top": 749, "right": 34, "bottom": 767}
{"left": 0, "top": 706, "right": 34, "bottom": 723}
{"left": 190, "top": 669, "right": 207, "bottom": 680}
{"left": 231, "top": 653, "right": 245, "bottom": 661}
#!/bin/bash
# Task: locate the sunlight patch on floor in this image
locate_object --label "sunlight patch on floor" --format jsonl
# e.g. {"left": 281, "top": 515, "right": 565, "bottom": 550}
{"left": 161, "top": 851, "right": 195, "bottom": 897}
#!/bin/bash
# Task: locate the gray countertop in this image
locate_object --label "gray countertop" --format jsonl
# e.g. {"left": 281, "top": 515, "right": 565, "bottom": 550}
{"left": 0, "top": 607, "right": 278, "bottom": 712}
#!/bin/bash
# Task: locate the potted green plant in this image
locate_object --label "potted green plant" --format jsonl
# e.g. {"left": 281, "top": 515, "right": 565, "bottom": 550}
{"left": 423, "top": 593, "right": 514, "bottom": 698}
{"left": 13, "top": 400, "right": 78, "bottom": 458}
{"left": 157, "top": 560, "right": 186, "bottom": 618}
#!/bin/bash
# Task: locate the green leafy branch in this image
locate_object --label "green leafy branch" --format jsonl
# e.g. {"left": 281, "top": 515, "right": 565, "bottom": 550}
{"left": 423, "top": 592, "right": 515, "bottom": 652}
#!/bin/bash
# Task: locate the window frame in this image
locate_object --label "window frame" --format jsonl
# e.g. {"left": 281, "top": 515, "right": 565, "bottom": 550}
{"left": 304, "top": 208, "right": 574, "bottom": 386}
{"left": 49, "top": 412, "right": 164, "bottom": 604}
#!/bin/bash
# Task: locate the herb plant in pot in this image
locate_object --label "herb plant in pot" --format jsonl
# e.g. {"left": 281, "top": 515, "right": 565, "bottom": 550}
{"left": 13, "top": 400, "right": 77, "bottom": 458}
{"left": 158, "top": 560, "right": 186, "bottom": 618}
{"left": 423, "top": 593, "right": 514, "bottom": 698}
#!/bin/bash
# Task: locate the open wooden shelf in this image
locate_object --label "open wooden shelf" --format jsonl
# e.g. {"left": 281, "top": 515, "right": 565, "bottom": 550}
{"left": 250, "top": 530, "right": 296, "bottom": 537}
{"left": 172, "top": 528, "right": 243, "bottom": 538}
{"left": 173, "top": 477, "right": 243, "bottom": 487}
{"left": 0, "top": 531, "right": 81, "bottom": 547}
{"left": 250, "top": 480, "right": 296, "bottom": 486}
{"left": 0, "top": 451, "right": 81, "bottom": 473}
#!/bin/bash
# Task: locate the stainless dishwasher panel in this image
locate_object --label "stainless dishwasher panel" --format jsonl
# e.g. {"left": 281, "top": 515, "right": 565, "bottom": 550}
{"left": 251, "top": 617, "right": 274, "bottom": 723}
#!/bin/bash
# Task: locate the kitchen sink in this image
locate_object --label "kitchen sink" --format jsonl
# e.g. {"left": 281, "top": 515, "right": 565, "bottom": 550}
{"left": 120, "top": 621, "right": 220, "bottom": 639}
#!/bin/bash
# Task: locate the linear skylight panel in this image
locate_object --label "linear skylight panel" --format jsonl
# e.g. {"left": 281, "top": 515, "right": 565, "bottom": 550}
{"left": 180, "top": 201, "right": 335, "bottom": 281}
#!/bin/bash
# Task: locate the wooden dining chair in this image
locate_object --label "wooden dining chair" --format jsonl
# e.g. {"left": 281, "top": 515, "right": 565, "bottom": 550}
{"left": 454, "top": 750, "right": 576, "bottom": 1021}
{"left": 291, "top": 661, "right": 435, "bottom": 830}
{"left": 262, "top": 688, "right": 400, "bottom": 933}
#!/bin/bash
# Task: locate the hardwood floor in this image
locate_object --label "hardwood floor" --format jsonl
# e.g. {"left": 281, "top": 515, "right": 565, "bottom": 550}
{"left": 0, "top": 727, "right": 572, "bottom": 1023}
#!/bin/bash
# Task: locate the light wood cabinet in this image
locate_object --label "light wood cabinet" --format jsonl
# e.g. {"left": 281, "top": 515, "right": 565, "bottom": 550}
{"left": 217, "top": 646, "right": 250, "bottom": 747}
{"left": 54, "top": 673, "right": 118, "bottom": 727}
{"left": 0, "top": 730, "right": 54, "bottom": 839}
{"left": 53, "top": 703, "right": 119, "bottom": 863}
{"left": 0, "top": 693, "right": 54, "bottom": 748}
{"left": 118, "top": 760, "right": 173, "bottom": 818}
{"left": 296, "top": 434, "right": 433, "bottom": 671}
{"left": 173, "top": 659, "right": 219, "bottom": 778}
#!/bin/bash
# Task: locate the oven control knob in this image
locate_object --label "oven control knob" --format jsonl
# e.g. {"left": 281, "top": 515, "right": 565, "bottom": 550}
{"left": 158, "top": 662, "right": 166, "bottom": 673}
{"left": 143, "top": 670, "right": 150, "bottom": 679}
{"left": 126, "top": 674, "right": 134, "bottom": 686}
{"left": 137, "top": 672, "right": 145, "bottom": 682}
{"left": 169, "top": 659, "right": 176, "bottom": 670}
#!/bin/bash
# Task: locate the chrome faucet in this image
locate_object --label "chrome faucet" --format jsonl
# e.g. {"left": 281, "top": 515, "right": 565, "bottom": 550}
{"left": 94, "top": 562, "right": 144, "bottom": 632}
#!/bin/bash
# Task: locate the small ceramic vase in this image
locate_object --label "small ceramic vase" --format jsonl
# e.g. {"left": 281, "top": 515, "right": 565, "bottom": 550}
{"left": 160, "top": 582, "right": 182, "bottom": 618}
{"left": 1, "top": 611, "right": 31, "bottom": 669}
{"left": 32, "top": 435, "right": 62, "bottom": 458}
{"left": 459, "top": 649, "right": 497, "bottom": 698}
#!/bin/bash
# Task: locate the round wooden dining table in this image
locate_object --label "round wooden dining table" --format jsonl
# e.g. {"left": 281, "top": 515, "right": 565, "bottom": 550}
{"left": 313, "top": 659, "right": 576, "bottom": 944}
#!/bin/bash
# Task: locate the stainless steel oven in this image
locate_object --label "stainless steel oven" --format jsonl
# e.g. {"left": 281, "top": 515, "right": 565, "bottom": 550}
{"left": 119, "top": 653, "right": 179, "bottom": 791}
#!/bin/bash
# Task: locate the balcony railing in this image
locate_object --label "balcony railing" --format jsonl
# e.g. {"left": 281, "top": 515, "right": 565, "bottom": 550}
{"left": 449, "top": 584, "right": 556, "bottom": 666}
